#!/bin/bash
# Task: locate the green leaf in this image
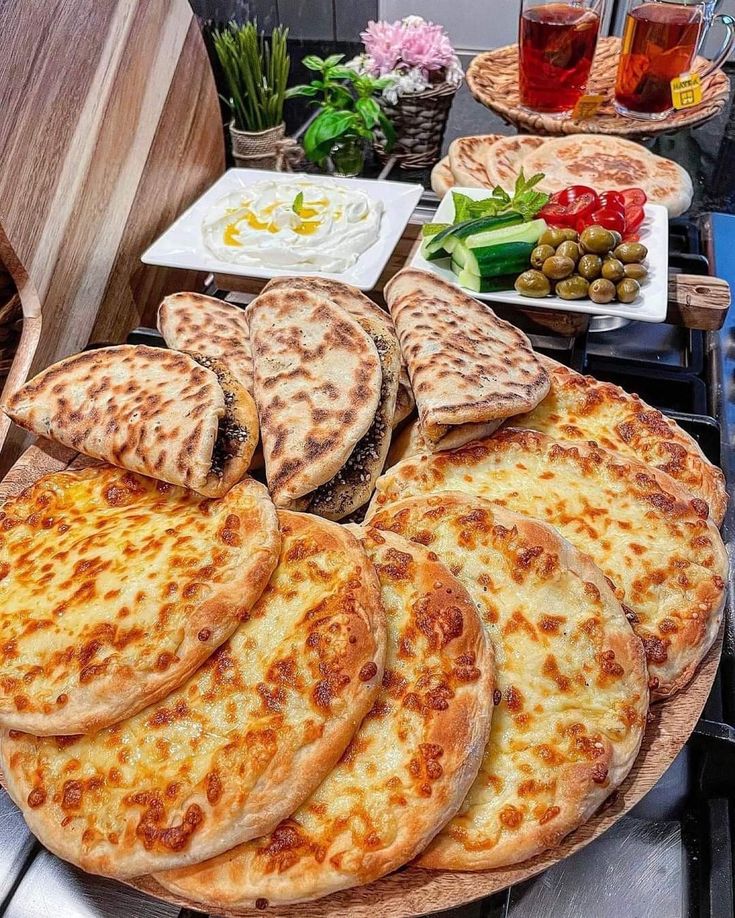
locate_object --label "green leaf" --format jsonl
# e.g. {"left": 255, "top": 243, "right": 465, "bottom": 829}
{"left": 303, "top": 110, "right": 357, "bottom": 162}
{"left": 292, "top": 191, "right": 304, "bottom": 214}
{"left": 356, "top": 97, "right": 380, "bottom": 128}
{"left": 452, "top": 192, "right": 476, "bottom": 223}
{"left": 377, "top": 110, "right": 396, "bottom": 149}
{"left": 421, "top": 222, "right": 452, "bottom": 237}
{"left": 302, "top": 55, "right": 324, "bottom": 71}
{"left": 285, "top": 83, "right": 320, "bottom": 98}
{"left": 323, "top": 53, "right": 345, "bottom": 69}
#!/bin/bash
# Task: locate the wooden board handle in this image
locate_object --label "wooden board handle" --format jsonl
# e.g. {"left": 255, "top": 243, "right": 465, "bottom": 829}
{"left": 666, "top": 274, "right": 730, "bottom": 331}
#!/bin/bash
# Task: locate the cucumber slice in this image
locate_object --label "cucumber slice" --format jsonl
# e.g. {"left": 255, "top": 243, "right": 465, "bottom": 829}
{"left": 423, "top": 212, "right": 524, "bottom": 258}
{"left": 460, "top": 241, "right": 535, "bottom": 278}
{"left": 465, "top": 218, "right": 547, "bottom": 250}
{"left": 451, "top": 264, "right": 518, "bottom": 294}
{"left": 421, "top": 239, "right": 451, "bottom": 262}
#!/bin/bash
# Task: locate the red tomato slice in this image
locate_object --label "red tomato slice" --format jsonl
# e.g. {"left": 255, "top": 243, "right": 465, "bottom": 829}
{"left": 550, "top": 185, "right": 599, "bottom": 208}
{"left": 589, "top": 207, "right": 627, "bottom": 234}
{"left": 599, "top": 191, "right": 626, "bottom": 215}
{"left": 623, "top": 233, "right": 641, "bottom": 243}
{"left": 540, "top": 187, "right": 600, "bottom": 228}
{"left": 621, "top": 188, "right": 647, "bottom": 207}
{"left": 625, "top": 204, "right": 645, "bottom": 233}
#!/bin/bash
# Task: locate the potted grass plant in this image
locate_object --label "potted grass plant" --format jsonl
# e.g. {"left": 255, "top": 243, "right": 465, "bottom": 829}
{"left": 213, "top": 21, "right": 297, "bottom": 170}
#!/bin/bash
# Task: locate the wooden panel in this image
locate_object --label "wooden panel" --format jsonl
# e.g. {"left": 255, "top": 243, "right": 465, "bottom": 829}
{"left": 0, "top": 0, "right": 224, "bottom": 469}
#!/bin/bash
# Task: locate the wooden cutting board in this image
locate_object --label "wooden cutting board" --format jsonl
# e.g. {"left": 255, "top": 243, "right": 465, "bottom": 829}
{"left": 0, "top": 0, "right": 224, "bottom": 470}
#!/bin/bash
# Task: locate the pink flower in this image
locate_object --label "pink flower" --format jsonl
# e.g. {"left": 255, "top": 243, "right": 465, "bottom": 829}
{"left": 361, "top": 17, "right": 458, "bottom": 80}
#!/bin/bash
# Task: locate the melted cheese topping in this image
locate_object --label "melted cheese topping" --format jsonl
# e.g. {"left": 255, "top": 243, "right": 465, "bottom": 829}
{"left": 0, "top": 512, "right": 383, "bottom": 878}
{"left": 368, "top": 494, "right": 648, "bottom": 870}
{"left": 0, "top": 466, "right": 278, "bottom": 733}
{"left": 157, "top": 528, "right": 493, "bottom": 907}
{"left": 370, "top": 431, "right": 728, "bottom": 697}
{"left": 514, "top": 359, "right": 727, "bottom": 525}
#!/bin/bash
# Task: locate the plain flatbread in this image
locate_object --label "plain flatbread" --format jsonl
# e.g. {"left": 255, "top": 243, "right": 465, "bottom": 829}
{"left": 431, "top": 156, "right": 455, "bottom": 197}
{"left": 384, "top": 268, "right": 550, "bottom": 450}
{"left": 157, "top": 527, "right": 494, "bottom": 906}
{"left": 2, "top": 345, "right": 258, "bottom": 498}
{"left": 157, "top": 293, "right": 253, "bottom": 393}
{"left": 521, "top": 135, "right": 693, "bottom": 216}
{"left": 305, "top": 316, "right": 400, "bottom": 520}
{"left": 1, "top": 512, "right": 386, "bottom": 878}
{"left": 447, "top": 135, "right": 501, "bottom": 188}
{"left": 263, "top": 276, "right": 414, "bottom": 426}
{"left": 0, "top": 466, "right": 279, "bottom": 735}
{"left": 367, "top": 492, "right": 648, "bottom": 870}
{"left": 246, "top": 288, "right": 382, "bottom": 506}
{"left": 483, "top": 135, "right": 547, "bottom": 190}
{"left": 369, "top": 428, "right": 728, "bottom": 698}
{"left": 514, "top": 355, "right": 728, "bottom": 526}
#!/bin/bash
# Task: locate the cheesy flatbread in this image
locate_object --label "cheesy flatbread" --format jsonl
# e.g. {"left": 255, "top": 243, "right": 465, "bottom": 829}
{"left": 514, "top": 356, "right": 728, "bottom": 526}
{"left": 1, "top": 512, "right": 385, "bottom": 878}
{"left": 368, "top": 492, "right": 648, "bottom": 870}
{"left": 0, "top": 466, "right": 279, "bottom": 735}
{"left": 369, "top": 429, "right": 728, "bottom": 698}
{"left": 157, "top": 528, "right": 493, "bottom": 907}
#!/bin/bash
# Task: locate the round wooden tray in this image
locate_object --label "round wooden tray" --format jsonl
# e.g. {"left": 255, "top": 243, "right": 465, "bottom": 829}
{"left": 467, "top": 36, "right": 730, "bottom": 137}
{"left": 0, "top": 442, "right": 723, "bottom": 918}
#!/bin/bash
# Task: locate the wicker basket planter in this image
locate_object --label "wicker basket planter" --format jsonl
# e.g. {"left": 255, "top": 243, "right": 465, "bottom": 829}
{"left": 228, "top": 122, "right": 302, "bottom": 171}
{"left": 376, "top": 80, "right": 459, "bottom": 171}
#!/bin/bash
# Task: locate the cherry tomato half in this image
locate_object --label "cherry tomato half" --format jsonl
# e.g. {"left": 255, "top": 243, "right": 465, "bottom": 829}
{"left": 621, "top": 188, "right": 647, "bottom": 207}
{"left": 588, "top": 207, "right": 627, "bottom": 234}
{"left": 625, "top": 205, "right": 645, "bottom": 234}
{"left": 599, "top": 191, "right": 626, "bottom": 215}
{"left": 540, "top": 186, "right": 600, "bottom": 227}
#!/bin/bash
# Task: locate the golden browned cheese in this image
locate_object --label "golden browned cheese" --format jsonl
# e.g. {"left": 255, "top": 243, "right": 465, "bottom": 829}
{"left": 368, "top": 492, "right": 649, "bottom": 870}
{"left": 157, "top": 293, "right": 253, "bottom": 393}
{"left": 0, "top": 466, "right": 279, "bottom": 735}
{"left": 384, "top": 269, "right": 550, "bottom": 450}
{"left": 483, "top": 135, "right": 546, "bottom": 189}
{"left": 2, "top": 346, "right": 256, "bottom": 497}
{"left": 246, "top": 288, "right": 382, "bottom": 506}
{"left": 263, "top": 276, "right": 415, "bottom": 427}
{"left": 157, "top": 527, "right": 494, "bottom": 907}
{"left": 0, "top": 512, "right": 386, "bottom": 878}
{"left": 514, "top": 356, "right": 728, "bottom": 526}
{"left": 369, "top": 429, "right": 728, "bottom": 698}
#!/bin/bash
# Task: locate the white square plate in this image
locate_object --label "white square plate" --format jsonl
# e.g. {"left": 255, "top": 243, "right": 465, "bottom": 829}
{"left": 410, "top": 188, "right": 669, "bottom": 323}
{"left": 141, "top": 169, "right": 423, "bottom": 291}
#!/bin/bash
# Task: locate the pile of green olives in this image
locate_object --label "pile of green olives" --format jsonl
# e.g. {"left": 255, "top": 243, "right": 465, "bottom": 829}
{"left": 515, "top": 225, "right": 649, "bottom": 306}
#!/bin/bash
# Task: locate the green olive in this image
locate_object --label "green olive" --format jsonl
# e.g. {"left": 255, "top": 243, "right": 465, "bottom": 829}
{"left": 559, "top": 228, "right": 579, "bottom": 242}
{"left": 624, "top": 263, "right": 648, "bottom": 281}
{"left": 617, "top": 278, "right": 641, "bottom": 303}
{"left": 610, "top": 230, "right": 623, "bottom": 248}
{"left": 530, "top": 244, "right": 556, "bottom": 269}
{"left": 542, "top": 255, "right": 575, "bottom": 281}
{"left": 539, "top": 227, "right": 566, "bottom": 248}
{"left": 601, "top": 257, "right": 625, "bottom": 283}
{"left": 580, "top": 225, "right": 617, "bottom": 255}
{"left": 555, "top": 275, "right": 590, "bottom": 300}
{"left": 589, "top": 278, "right": 616, "bottom": 305}
{"left": 578, "top": 253, "right": 602, "bottom": 280}
{"left": 614, "top": 242, "right": 648, "bottom": 264}
{"left": 515, "top": 269, "right": 551, "bottom": 298}
{"left": 556, "top": 240, "right": 581, "bottom": 263}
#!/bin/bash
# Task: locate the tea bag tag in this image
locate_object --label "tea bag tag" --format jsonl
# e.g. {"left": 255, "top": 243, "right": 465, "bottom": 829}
{"left": 671, "top": 72, "right": 703, "bottom": 110}
{"left": 572, "top": 94, "right": 606, "bottom": 120}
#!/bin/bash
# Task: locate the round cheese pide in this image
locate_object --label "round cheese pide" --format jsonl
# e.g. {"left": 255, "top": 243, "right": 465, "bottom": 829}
{"left": 367, "top": 492, "right": 649, "bottom": 871}
{"left": 0, "top": 512, "right": 385, "bottom": 878}
{"left": 156, "top": 527, "right": 494, "bottom": 908}
{"left": 370, "top": 428, "right": 728, "bottom": 698}
{"left": 0, "top": 465, "right": 280, "bottom": 735}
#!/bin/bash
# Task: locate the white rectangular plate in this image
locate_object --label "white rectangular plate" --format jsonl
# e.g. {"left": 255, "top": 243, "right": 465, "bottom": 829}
{"left": 141, "top": 169, "right": 423, "bottom": 291}
{"left": 410, "top": 188, "right": 669, "bottom": 323}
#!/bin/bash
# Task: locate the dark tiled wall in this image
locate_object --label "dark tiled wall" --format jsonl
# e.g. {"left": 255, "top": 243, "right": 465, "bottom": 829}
{"left": 190, "top": 0, "right": 378, "bottom": 41}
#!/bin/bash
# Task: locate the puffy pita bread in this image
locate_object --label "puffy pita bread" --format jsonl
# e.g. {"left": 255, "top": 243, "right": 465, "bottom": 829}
{"left": 431, "top": 156, "right": 455, "bottom": 197}
{"left": 384, "top": 269, "right": 550, "bottom": 450}
{"left": 3, "top": 346, "right": 258, "bottom": 497}
{"left": 483, "top": 135, "right": 546, "bottom": 189}
{"left": 263, "top": 276, "right": 414, "bottom": 426}
{"left": 448, "top": 135, "right": 501, "bottom": 188}
{"left": 246, "top": 287, "right": 382, "bottom": 506}
{"left": 157, "top": 293, "right": 253, "bottom": 393}
{"left": 522, "top": 135, "right": 693, "bottom": 215}
{"left": 304, "top": 315, "right": 400, "bottom": 520}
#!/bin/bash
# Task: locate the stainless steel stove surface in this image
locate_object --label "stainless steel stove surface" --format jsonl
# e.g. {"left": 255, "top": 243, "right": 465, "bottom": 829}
{"left": 0, "top": 215, "right": 733, "bottom": 918}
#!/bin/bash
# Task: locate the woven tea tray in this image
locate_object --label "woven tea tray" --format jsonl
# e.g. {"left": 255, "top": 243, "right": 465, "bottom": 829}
{"left": 467, "top": 36, "right": 730, "bottom": 138}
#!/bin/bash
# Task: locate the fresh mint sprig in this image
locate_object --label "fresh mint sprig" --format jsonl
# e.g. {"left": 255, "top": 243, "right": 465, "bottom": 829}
{"left": 452, "top": 169, "right": 549, "bottom": 224}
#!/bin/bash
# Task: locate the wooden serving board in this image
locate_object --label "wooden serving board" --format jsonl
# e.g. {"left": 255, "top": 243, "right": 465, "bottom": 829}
{"left": 0, "top": 0, "right": 225, "bottom": 471}
{"left": 467, "top": 37, "right": 731, "bottom": 138}
{"left": 0, "top": 438, "right": 723, "bottom": 918}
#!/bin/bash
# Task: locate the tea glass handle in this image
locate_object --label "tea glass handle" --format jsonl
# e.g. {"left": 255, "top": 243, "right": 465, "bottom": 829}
{"left": 697, "top": 13, "right": 735, "bottom": 81}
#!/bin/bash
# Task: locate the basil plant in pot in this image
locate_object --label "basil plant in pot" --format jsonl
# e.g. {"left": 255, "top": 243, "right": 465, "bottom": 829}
{"left": 286, "top": 55, "right": 395, "bottom": 177}
{"left": 213, "top": 21, "right": 298, "bottom": 170}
